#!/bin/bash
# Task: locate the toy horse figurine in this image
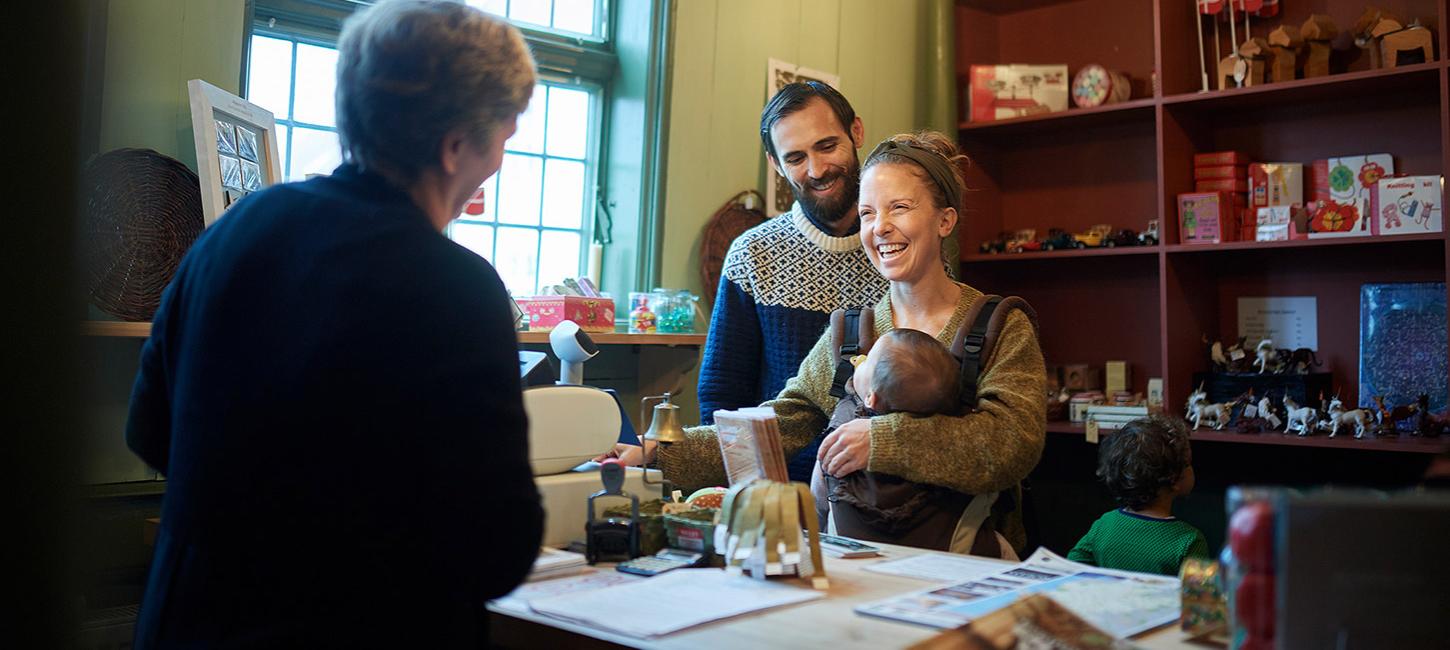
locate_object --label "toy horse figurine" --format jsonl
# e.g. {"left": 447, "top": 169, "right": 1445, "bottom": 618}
{"left": 1283, "top": 348, "right": 1322, "bottom": 374}
{"left": 1253, "top": 339, "right": 1280, "bottom": 374}
{"left": 1372, "top": 395, "right": 1419, "bottom": 435}
{"left": 1282, "top": 395, "right": 1319, "bottom": 435}
{"left": 1325, "top": 395, "right": 1374, "bottom": 439}
{"left": 1415, "top": 393, "right": 1447, "bottom": 438}
{"left": 1186, "top": 384, "right": 1234, "bottom": 430}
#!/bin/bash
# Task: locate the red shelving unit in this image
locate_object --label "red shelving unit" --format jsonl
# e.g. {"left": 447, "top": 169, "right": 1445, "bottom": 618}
{"left": 956, "top": 0, "right": 1450, "bottom": 451}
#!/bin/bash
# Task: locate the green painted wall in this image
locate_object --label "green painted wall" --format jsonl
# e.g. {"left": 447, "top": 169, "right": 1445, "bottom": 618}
{"left": 98, "top": 0, "right": 244, "bottom": 170}
{"left": 657, "top": 0, "right": 938, "bottom": 422}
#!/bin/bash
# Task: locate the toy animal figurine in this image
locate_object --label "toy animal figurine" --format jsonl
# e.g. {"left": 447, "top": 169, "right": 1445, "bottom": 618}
{"left": 1186, "top": 385, "right": 1233, "bottom": 430}
{"left": 1351, "top": 7, "right": 1396, "bottom": 69}
{"left": 1283, "top": 348, "right": 1322, "bottom": 374}
{"left": 1371, "top": 395, "right": 1419, "bottom": 435}
{"left": 1237, "top": 37, "right": 1270, "bottom": 87}
{"left": 1283, "top": 395, "right": 1319, "bottom": 436}
{"left": 1380, "top": 19, "right": 1435, "bottom": 68}
{"left": 1301, "top": 14, "right": 1338, "bottom": 78}
{"left": 1414, "top": 393, "right": 1447, "bottom": 438}
{"left": 1325, "top": 395, "right": 1374, "bottom": 439}
{"left": 1267, "top": 25, "right": 1303, "bottom": 82}
{"left": 1253, "top": 339, "right": 1280, "bottom": 374}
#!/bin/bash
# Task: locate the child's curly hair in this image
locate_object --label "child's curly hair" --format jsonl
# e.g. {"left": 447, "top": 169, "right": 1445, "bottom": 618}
{"left": 1096, "top": 414, "right": 1192, "bottom": 509}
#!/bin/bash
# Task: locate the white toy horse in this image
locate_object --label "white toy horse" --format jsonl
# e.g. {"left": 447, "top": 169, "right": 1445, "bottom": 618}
{"left": 1186, "top": 386, "right": 1233, "bottom": 430}
{"left": 1282, "top": 395, "right": 1319, "bottom": 436}
{"left": 1253, "top": 339, "right": 1279, "bottom": 374}
{"left": 1325, "top": 395, "right": 1374, "bottom": 439}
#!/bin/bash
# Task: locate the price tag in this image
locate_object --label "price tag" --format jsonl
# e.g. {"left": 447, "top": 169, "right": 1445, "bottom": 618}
{"left": 1243, "top": 404, "right": 1258, "bottom": 418}
{"left": 1230, "top": 349, "right": 1246, "bottom": 361}
{"left": 1085, "top": 418, "right": 1100, "bottom": 444}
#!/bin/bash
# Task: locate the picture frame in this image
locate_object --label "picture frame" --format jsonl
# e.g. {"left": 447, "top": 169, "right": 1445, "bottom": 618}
{"left": 187, "top": 79, "right": 283, "bottom": 226}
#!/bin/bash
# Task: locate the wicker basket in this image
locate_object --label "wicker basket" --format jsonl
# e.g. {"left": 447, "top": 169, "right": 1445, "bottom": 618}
{"left": 698, "top": 190, "right": 767, "bottom": 306}
{"left": 81, "top": 149, "right": 204, "bottom": 321}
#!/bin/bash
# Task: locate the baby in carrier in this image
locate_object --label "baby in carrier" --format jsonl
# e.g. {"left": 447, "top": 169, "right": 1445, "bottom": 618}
{"left": 809, "top": 328, "right": 960, "bottom": 532}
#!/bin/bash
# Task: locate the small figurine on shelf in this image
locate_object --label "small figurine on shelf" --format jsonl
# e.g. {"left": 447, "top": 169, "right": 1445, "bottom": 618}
{"left": 1380, "top": 19, "right": 1435, "bottom": 68}
{"left": 1414, "top": 393, "right": 1447, "bottom": 437}
{"left": 1186, "top": 384, "right": 1234, "bottom": 430}
{"left": 1282, "top": 347, "right": 1323, "bottom": 374}
{"left": 1040, "top": 228, "right": 1078, "bottom": 252}
{"left": 1283, "top": 395, "right": 1319, "bottom": 435}
{"left": 1267, "top": 25, "right": 1303, "bottom": 82}
{"left": 1237, "top": 37, "right": 1270, "bottom": 87}
{"left": 1324, "top": 394, "right": 1374, "bottom": 438}
{"left": 1371, "top": 394, "right": 1419, "bottom": 435}
{"left": 1071, "top": 224, "right": 1113, "bottom": 248}
{"left": 1139, "top": 219, "right": 1160, "bottom": 245}
{"left": 1351, "top": 7, "right": 1399, "bottom": 69}
{"left": 1301, "top": 14, "right": 1338, "bottom": 78}
{"left": 979, "top": 230, "right": 1014, "bottom": 254}
{"left": 1007, "top": 228, "right": 1040, "bottom": 253}
{"left": 1253, "top": 339, "right": 1280, "bottom": 374}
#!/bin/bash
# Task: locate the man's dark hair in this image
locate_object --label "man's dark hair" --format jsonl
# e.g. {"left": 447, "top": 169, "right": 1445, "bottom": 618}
{"left": 869, "top": 329, "right": 959, "bottom": 416}
{"left": 759, "top": 81, "right": 857, "bottom": 161}
{"left": 1096, "top": 415, "right": 1192, "bottom": 510}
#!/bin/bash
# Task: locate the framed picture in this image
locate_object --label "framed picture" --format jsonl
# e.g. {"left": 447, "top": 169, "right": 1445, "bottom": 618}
{"left": 187, "top": 79, "right": 283, "bottom": 226}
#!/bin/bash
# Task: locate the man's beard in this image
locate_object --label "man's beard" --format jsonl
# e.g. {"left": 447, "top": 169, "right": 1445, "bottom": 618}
{"left": 792, "top": 154, "right": 861, "bottom": 234}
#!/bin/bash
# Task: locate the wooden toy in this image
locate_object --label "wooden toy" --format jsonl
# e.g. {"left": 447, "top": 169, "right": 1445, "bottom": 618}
{"left": 1267, "top": 25, "right": 1303, "bottom": 82}
{"left": 1237, "top": 37, "right": 1270, "bottom": 87}
{"left": 1301, "top": 15, "right": 1338, "bottom": 78}
{"left": 1351, "top": 7, "right": 1399, "bottom": 69}
{"left": 1380, "top": 20, "right": 1434, "bottom": 68}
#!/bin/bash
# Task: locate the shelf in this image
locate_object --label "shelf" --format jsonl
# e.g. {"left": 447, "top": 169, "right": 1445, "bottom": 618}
{"left": 82, "top": 321, "right": 707, "bottom": 347}
{"left": 958, "top": 98, "right": 1156, "bottom": 137}
{"left": 963, "top": 245, "right": 1160, "bottom": 263}
{"left": 1161, "top": 61, "right": 1443, "bottom": 114}
{"left": 1048, "top": 421, "right": 1450, "bottom": 454}
{"left": 1163, "top": 232, "right": 1446, "bottom": 254}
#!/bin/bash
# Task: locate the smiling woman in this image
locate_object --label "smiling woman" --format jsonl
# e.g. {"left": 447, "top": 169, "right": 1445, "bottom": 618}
{"left": 657, "top": 130, "right": 1048, "bottom": 557}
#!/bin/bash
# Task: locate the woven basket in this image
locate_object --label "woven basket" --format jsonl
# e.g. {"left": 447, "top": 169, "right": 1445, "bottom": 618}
{"left": 698, "top": 190, "right": 767, "bottom": 306}
{"left": 82, "top": 149, "right": 204, "bottom": 321}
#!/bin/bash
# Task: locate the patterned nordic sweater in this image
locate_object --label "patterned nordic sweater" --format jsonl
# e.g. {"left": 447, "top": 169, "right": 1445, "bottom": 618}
{"left": 665, "top": 282, "right": 1048, "bottom": 547}
{"left": 697, "top": 205, "right": 886, "bottom": 481}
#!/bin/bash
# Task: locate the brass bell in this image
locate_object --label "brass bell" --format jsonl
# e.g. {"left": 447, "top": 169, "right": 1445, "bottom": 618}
{"left": 640, "top": 392, "right": 686, "bottom": 444}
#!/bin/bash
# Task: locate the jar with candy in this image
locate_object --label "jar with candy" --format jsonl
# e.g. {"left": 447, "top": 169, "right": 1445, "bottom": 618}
{"left": 629, "top": 291, "right": 657, "bottom": 333}
{"left": 657, "top": 289, "right": 697, "bottom": 333}
{"left": 1224, "top": 486, "right": 1279, "bottom": 650}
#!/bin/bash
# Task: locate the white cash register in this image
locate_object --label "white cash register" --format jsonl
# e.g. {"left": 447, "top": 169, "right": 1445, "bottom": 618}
{"left": 522, "top": 321, "right": 664, "bottom": 546}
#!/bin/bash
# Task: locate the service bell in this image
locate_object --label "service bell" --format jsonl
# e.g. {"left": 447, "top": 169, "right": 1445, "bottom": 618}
{"left": 641, "top": 392, "right": 686, "bottom": 444}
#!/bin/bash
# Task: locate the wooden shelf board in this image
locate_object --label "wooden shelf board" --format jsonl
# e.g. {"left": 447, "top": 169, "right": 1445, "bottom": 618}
{"left": 82, "top": 321, "right": 708, "bottom": 347}
{"left": 1162, "top": 232, "right": 1445, "bottom": 255}
{"left": 1049, "top": 421, "right": 1450, "bottom": 454}
{"left": 1160, "top": 61, "right": 1443, "bottom": 113}
{"left": 958, "top": 98, "right": 1156, "bottom": 136}
{"left": 963, "top": 245, "right": 1160, "bottom": 263}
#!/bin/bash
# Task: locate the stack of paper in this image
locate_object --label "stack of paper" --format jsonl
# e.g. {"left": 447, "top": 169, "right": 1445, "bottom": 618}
{"left": 1084, "top": 405, "right": 1150, "bottom": 431}
{"left": 713, "top": 407, "right": 789, "bottom": 485}
{"left": 528, "top": 547, "right": 590, "bottom": 582}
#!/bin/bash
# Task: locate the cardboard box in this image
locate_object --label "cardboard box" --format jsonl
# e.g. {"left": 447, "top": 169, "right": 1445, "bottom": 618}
{"left": 1256, "top": 205, "right": 1309, "bottom": 241}
{"left": 1308, "top": 155, "right": 1392, "bottom": 238}
{"left": 1194, "top": 151, "right": 1249, "bottom": 167}
{"left": 1196, "top": 177, "right": 1249, "bottom": 193}
{"left": 968, "top": 64, "right": 1069, "bottom": 122}
{"left": 1248, "top": 162, "right": 1304, "bottom": 209}
{"left": 1105, "top": 361, "right": 1131, "bottom": 394}
{"left": 516, "top": 295, "right": 616, "bottom": 332}
{"left": 1178, "top": 192, "right": 1236, "bottom": 244}
{"left": 1376, "top": 175, "right": 1443, "bottom": 236}
{"left": 1194, "top": 165, "right": 1245, "bottom": 180}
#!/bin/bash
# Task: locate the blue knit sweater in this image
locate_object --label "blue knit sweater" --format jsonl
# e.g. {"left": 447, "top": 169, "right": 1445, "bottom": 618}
{"left": 698, "top": 206, "right": 887, "bottom": 481}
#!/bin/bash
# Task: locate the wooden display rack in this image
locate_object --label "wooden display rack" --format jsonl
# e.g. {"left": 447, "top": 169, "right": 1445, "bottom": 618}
{"left": 955, "top": 0, "right": 1450, "bottom": 454}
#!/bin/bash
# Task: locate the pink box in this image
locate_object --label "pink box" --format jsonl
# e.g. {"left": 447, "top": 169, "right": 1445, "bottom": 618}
{"left": 1178, "top": 192, "right": 1235, "bottom": 244}
{"left": 517, "top": 296, "right": 616, "bottom": 332}
{"left": 1376, "top": 175, "right": 1443, "bottom": 236}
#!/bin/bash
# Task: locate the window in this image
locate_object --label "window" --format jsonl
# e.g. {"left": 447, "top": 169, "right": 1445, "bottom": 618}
{"left": 246, "top": 0, "right": 666, "bottom": 304}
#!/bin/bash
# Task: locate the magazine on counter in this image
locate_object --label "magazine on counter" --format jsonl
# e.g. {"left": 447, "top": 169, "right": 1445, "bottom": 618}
{"left": 855, "top": 548, "right": 1180, "bottom": 638}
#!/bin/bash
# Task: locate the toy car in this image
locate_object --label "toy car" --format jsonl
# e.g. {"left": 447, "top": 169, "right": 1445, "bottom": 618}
{"left": 1007, "top": 228, "right": 1040, "bottom": 253}
{"left": 1139, "top": 219, "right": 1160, "bottom": 246}
{"left": 979, "top": 230, "right": 1014, "bottom": 254}
{"left": 1104, "top": 228, "right": 1139, "bottom": 247}
{"left": 1072, "top": 224, "right": 1113, "bottom": 248}
{"left": 1040, "top": 228, "right": 1077, "bottom": 251}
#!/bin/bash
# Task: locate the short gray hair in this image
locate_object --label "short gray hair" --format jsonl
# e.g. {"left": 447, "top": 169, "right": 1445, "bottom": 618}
{"left": 336, "top": 0, "right": 536, "bottom": 185}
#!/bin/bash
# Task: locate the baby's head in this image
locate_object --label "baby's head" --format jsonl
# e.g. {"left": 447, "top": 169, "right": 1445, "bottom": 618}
{"left": 853, "top": 328, "right": 959, "bottom": 415}
{"left": 1096, "top": 414, "right": 1195, "bottom": 509}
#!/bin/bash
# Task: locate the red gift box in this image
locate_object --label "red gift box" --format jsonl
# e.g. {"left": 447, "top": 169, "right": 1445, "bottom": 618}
{"left": 1196, "top": 177, "right": 1250, "bottom": 193}
{"left": 1194, "top": 164, "right": 1245, "bottom": 180}
{"left": 1194, "top": 150, "right": 1249, "bottom": 166}
{"left": 517, "top": 295, "right": 616, "bottom": 332}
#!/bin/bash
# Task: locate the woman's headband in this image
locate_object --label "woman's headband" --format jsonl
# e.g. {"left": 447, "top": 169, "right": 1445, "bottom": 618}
{"left": 865, "top": 139, "right": 962, "bottom": 216}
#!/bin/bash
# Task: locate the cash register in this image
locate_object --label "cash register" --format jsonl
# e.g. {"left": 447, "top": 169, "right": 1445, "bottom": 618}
{"left": 521, "top": 321, "right": 665, "bottom": 546}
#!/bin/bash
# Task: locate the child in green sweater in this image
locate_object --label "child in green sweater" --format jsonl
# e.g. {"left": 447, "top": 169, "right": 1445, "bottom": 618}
{"left": 1068, "top": 414, "right": 1209, "bottom": 575}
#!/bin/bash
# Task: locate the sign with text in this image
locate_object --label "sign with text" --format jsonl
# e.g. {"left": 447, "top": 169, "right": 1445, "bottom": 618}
{"left": 1237, "top": 296, "right": 1318, "bottom": 350}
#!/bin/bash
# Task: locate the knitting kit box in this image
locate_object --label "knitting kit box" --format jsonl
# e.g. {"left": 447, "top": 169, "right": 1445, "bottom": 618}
{"left": 1308, "top": 154, "right": 1393, "bottom": 238}
{"left": 1375, "top": 176, "right": 1443, "bottom": 236}
{"left": 517, "top": 296, "right": 616, "bottom": 332}
{"left": 1359, "top": 282, "right": 1447, "bottom": 413}
{"left": 968, "top": 64, "right": 1068, "bottom": 123}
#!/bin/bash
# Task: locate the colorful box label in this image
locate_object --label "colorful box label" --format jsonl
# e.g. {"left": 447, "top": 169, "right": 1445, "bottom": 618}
{"left": 1178, "top": 192, "right": 1234, "bottom": 244}
{"left": 969, "top": 65, "right": 1069, "bottom": 122}
{"left": 1308, "top": 155, "right": 1392, "bottom": 238}
{"left": 517, "top": 296, "right": 616, "bottom": 332}
{"left": 1248, "top": 162, "right": 1303, "bottom": 209}
{"left": 1376, "top": 175, "right": 1443, "bottom": 236}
